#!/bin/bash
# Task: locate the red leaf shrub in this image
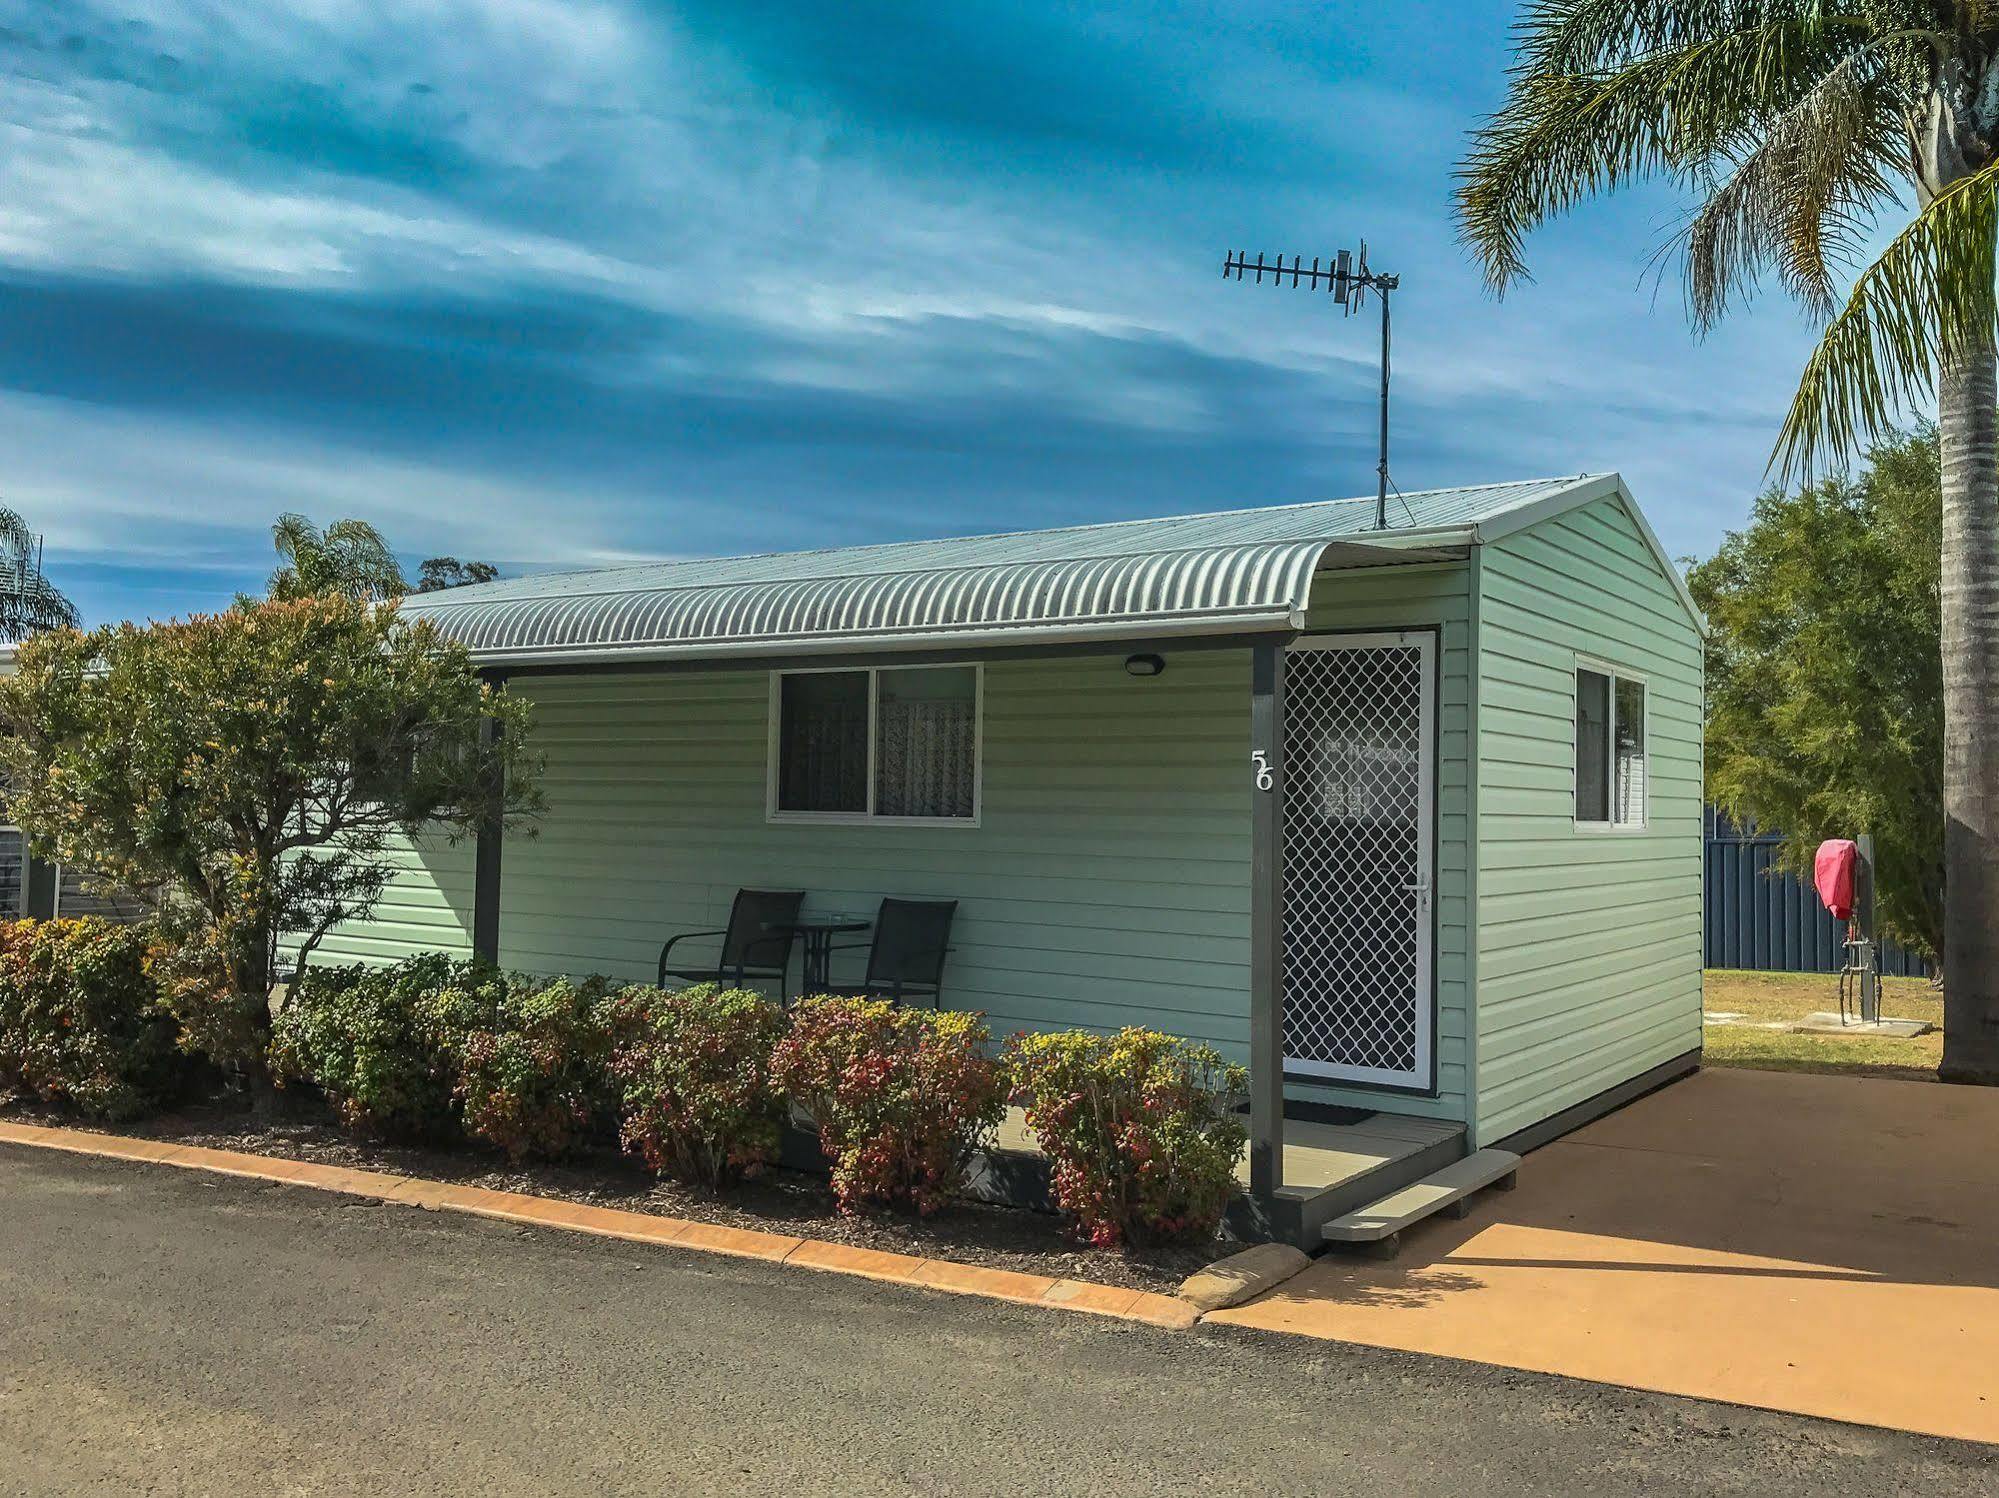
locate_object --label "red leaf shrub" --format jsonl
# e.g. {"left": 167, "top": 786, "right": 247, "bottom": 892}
{"left": 771, "top": 997, "right": 1005, "bottom": 1216}
{"left": 424, "top": 972, "right": 613, "bottom": 1163}
{"left": 1006, "top": 1028, "right": 1247, "bottom": 1248}
{"left": 600, "top": 984, "right": 788, "bottom": 1189}
{"left": 0, "top": 917, "right": 188, "bottom": 1121}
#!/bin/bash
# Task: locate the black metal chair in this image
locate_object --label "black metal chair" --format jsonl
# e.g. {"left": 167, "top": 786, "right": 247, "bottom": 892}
{"left": 657, "top": 889, "right": 805, "bottom": 1001}
{"left": 826, "top": 898, "right": 957, "bottom": 1008}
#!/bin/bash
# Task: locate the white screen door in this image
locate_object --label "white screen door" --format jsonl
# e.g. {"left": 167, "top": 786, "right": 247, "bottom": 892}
{"left": 1279, "top": 631, "right": 1435, "bottom": 1089}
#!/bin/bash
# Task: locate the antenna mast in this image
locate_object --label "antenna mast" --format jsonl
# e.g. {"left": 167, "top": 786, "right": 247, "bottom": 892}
{"left": 1222, "top": 245, "right": 1401, "bottom": 530}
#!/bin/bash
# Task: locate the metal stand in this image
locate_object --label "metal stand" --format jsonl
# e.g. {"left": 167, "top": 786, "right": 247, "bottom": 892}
{"left": 1839, "top": 834, "right": 1881, "bottom": 1026}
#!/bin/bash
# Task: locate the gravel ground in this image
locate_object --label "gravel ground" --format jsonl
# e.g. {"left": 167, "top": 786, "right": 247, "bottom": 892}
{"left": 3, "top": 1146, "right": 1990, "bottom": 1497}
{"left": 0, "top": 1094, "right": 1226, "bottom": 1291}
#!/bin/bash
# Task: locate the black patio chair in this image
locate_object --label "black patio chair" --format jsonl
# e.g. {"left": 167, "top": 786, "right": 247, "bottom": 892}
{"left": 657, "top": 888, "right": 805, "bottom": 1001}
{"left": 826, "top": 898, "right": 957, "bottom": 1008}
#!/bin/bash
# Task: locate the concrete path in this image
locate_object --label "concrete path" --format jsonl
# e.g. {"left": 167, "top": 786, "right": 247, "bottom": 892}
{"left": 4, "top": 1147, "right": 1990, "bottom": 1495}
{"left": 1211, "top": 1068, "right": 1999, "bottom": 1445}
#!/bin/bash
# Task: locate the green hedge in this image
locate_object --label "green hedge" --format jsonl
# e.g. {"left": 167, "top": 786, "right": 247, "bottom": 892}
{"left": 0, "top": 917, "right": 189, "bottom": 1121}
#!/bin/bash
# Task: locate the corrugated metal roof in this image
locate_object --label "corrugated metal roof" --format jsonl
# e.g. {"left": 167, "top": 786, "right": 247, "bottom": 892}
{"left": 402, "top": 476, "right": 1612, "bottom": 665}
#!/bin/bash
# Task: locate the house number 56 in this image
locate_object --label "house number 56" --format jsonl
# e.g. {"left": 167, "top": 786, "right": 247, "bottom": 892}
{"left": 1251, "top": 751, "right": 1274, "bottom": 792}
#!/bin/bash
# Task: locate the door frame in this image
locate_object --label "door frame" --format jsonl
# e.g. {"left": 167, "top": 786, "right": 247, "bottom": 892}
{"left": 1277, "top": 627, "right": 1440, "bottom": 1095}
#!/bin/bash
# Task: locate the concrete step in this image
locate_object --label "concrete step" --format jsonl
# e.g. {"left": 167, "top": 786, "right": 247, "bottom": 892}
{"left": 1322, "top": 1148, "right": 1522, "bottom": 1255}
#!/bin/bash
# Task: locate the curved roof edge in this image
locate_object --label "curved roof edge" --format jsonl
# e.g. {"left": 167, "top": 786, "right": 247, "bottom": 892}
{"left": 407, "top": 537, "right": 1350, "bottom": 666}
{"left": 397, "top": 473, "right": 1684, "bottom": 665}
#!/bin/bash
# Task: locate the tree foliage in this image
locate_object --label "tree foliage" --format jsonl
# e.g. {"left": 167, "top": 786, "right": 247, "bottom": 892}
{"left": 1456, "top": 1, "right": 1999, "bottom": 477}
{"left": 266, "top": 513, "right": 407, "bottom": 603}
{"left": 416, "top": 557, "right": 499, "bottom": 592}
{"left": 0, "top": 596, "right": 542, "bottom": 1077}
{"left": 1689, "top": 428, "right": 1943, "bottom": 959}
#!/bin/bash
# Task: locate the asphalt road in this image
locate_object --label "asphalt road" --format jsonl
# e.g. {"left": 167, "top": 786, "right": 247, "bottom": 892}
{"left": 1, "top": 1148, "right": 1990, "bottom": 1497}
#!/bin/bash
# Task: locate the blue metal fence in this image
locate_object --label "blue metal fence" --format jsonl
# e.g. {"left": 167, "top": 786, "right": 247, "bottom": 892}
{"left": 1704, "top": 809, "right": 1930, "bottom": 976}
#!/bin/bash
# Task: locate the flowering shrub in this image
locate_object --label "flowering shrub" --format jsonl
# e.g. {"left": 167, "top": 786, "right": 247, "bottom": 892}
{"left": 0, "top": 917, "right": 187, "bottom": 1120}
{"left": 425, "top": 971, "right": 613, "bottom": 1162}
{"left": 1006, "top": 1028, "right": 1248, "bottom": 1248}
{"left": 268, "top": 953, "right": 476, "bottom": 1139}
{"left": 600, "top": 984, "right": 788, "bottom": 1188}
{"left": 771, "top": 996, "right": 1006, "bottom": 1216}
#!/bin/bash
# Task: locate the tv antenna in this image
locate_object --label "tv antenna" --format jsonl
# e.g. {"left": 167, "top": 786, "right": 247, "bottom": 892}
{"left": 1222, "top": 245, "right": 1401, "bottom": 530}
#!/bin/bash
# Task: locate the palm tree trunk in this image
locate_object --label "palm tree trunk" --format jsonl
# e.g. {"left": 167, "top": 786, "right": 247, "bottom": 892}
{"left": 1938, "top": 328, "right": 1999, "bottom": 1084}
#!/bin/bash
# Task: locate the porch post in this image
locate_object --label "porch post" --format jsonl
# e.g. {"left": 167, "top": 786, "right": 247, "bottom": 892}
{"left": 471, "top": 677, "right": 506, "bottom": 966}
{"left": 1248, "top": 639, "right": 1285, "bottom": 1202}
{"left": 24, "top": 855, "right": 56, "bottom": 920}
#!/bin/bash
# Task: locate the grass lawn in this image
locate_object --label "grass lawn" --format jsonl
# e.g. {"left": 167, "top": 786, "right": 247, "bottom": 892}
{"left": 1702, "top": 969, "right": 1942, "bottom": 1082}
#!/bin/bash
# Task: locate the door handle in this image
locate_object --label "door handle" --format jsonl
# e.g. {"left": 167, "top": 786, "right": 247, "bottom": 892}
{"left": 1402, "top": 876, "right": 1431, "bottom": 911}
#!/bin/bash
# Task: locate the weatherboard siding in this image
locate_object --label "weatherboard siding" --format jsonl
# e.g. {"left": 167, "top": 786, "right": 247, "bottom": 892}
{"left": 312, "top": 832, "right": 476, "bottom": 965}
{"left": 1473, "top": 494, "right": 1704, "bottom": 1145}
{"left": 1296, "top": 564, "right": 1474, "bottom": 1125}
{"left": 328, "top": 651, "right": 1258, "bottom": 1053}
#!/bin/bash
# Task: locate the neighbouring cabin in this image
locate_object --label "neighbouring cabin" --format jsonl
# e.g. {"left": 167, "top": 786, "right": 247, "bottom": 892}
{"left": 311, "top": 474, "right": 1705, "bottom": 1247}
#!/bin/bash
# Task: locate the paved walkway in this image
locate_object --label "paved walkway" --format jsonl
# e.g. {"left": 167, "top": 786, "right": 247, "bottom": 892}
{"left": 1211, "top": 1068, "right": 1999, "bottom": 1444}
{"left": 4, "top": 1146, "right": 1987, "bottom": 1495}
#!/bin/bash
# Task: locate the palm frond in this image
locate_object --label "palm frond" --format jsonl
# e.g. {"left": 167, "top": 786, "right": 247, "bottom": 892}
{"left": 0, "top": 503, "right": 78, "bottom": 639}
{"left": 1460, "top": 9, "right": 1874, "bottom": 291}
{"left": 1774, "top": 156, "right": 1999, "bottom": 479}
{"left": 1683, "top": 47, "right": 1905, "bottom": 327}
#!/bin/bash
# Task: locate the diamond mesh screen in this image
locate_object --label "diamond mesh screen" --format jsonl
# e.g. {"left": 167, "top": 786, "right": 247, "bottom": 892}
{"left": 1280, "top": 641, "right": 1427, "bottom": 1083}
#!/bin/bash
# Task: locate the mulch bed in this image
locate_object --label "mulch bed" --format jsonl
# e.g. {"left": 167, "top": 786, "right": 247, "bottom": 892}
{"left": 0, "top": 1093, "right": 1234, "bottom": 1293}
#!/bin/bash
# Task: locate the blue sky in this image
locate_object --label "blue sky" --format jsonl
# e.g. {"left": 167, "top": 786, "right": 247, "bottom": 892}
{"left": 5, "top": 0, "right": 1837, "bottom": 624}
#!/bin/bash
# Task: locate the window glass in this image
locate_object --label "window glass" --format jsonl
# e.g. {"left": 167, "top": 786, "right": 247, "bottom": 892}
{"left": 1613, "top": 676, "right": 1646, "bottom": 826}
{"left": 777, "top": 671, "right": 868, "bottom": 814}
{"left": 875, "top": 667, "right": 977, "bottom": 819}
{"left": 1575, "top": 668, "right": 1611, "bottom": 823}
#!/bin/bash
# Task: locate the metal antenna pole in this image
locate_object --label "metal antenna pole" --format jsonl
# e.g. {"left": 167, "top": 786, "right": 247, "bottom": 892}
{"left": 1222, "top": 245, "right": 1402, "bottom": 529}
{"left": 1375, "top": 281, "right": 1391, "bottom": 532}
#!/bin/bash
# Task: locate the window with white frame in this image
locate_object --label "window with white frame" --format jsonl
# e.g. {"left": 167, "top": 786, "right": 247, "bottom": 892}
{"left": 1574, "top": 664, "right": 1646, "bottom": 829}
{"left": 769, "top": 665, "right": 981, "bottom": 822}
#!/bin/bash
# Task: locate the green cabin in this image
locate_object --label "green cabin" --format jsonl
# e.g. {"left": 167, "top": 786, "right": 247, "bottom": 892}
{"left": 316, "top": 475, "right": 1705, "bottom": 1247}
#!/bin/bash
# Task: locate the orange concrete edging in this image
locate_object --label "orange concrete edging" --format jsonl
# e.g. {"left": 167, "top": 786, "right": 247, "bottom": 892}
{"left": 0, "top": 1119, "right": 1197, "bottom": 1331}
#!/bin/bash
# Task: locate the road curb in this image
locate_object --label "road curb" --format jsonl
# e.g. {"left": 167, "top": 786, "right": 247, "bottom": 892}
{"left": 0, "top": 1119, "right": 1199, "bottom": 1331}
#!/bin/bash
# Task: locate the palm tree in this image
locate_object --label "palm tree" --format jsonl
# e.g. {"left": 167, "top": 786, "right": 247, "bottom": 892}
{"left": 0, "top": 505, "right": 78, "bottom": 640}
{"left": 1457, "top": 2, "right": 1999, "bottom": 1084}
{"left": 266, "top": 514, "right": 407, "bottom": 603}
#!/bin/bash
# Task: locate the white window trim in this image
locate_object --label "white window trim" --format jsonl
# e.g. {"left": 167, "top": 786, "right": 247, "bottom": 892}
{"left": 765, "top": 663, "right": 984, "bottom": 827}
{"left": 1573, "top": 657, "right": 1648, "bottom": 834}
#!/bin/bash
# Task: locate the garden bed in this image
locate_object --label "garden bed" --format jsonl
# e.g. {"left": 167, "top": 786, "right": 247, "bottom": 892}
{"left": 0, "top": 1092, "right": 1234, "bottom": 1293}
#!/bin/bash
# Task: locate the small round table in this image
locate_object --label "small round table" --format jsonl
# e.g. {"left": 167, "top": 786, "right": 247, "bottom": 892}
{"left": 776, "top": 915, "right": 871, "bottom": 996}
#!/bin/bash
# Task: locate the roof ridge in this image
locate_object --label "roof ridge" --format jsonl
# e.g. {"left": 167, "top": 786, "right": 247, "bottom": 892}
{"left": 410, "top": 475, "right": 1596, "bottom": 604}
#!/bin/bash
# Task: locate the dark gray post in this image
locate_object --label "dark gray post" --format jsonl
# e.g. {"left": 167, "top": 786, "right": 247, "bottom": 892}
{"left": 24, "top": 856, "right": 56, "bottom": 920}
{"left": 471, "top": 706, "right": 505, "bottom": 966}
{"left": 1248, "top": 640, "right": 1285, "bottom": 1202}
{"left": 1856, "top": 832, "right": 1880, "bottom": 1023}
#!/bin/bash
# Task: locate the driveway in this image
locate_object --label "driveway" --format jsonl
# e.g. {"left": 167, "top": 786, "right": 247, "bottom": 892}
{"left": 1211, "top": 1067, "right": 1999, "bottom": 1444}
{"left": 2, "top": 1147, "right": 1988, "bottom": 1495}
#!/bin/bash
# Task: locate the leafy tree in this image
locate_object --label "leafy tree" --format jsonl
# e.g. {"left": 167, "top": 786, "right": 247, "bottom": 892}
{"left": 0, "top": 595, "right": 542, "bottom": 1096}
{"left": 266, "top": 514, "right": 406, "bottom": 602}
{"left": 1458, "top": 3, "right": 1999, "bottom": 1082}
{"left": 0, "top": 504, "right": 78, "bottom": 640}
{"left": 1690, "top": 429, "right": 1943, "bottom": 961}
{"left": 416, "top": 556, "right": 500, "bottom": 592}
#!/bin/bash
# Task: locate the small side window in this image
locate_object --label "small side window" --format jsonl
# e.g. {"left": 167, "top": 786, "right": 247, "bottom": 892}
{"left": 1575, "top": 665, "right": 1645, "bottom": 829}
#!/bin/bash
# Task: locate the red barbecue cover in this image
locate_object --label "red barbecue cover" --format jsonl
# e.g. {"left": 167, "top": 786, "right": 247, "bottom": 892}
{"left": 1814, "top": 839, "right": 1858, "bottom": 921}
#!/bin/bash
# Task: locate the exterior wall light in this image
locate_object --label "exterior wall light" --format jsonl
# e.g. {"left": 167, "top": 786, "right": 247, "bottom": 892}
{"left": 1124, "top": 653, "right": 1166, "bottom": 678}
